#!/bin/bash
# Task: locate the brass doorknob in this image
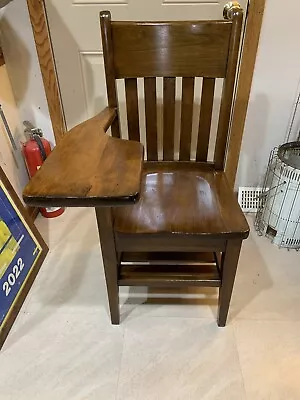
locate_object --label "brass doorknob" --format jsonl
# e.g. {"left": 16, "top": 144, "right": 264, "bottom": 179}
{"left": 224, "top": 2, "right": 243, "bottom": 20}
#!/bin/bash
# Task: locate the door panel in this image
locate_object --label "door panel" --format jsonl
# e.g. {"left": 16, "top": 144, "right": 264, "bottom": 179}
{"left": 45, "top": 0, "right": 248, "bottom": 158}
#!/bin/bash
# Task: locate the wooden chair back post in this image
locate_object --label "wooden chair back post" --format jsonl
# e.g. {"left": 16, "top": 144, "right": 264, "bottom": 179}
{"left": 100, "top": 8, "right": 243, "bottom": 167}
{"left": 100, "top": 11, "right": 121, "bottom": 138}
{"left": 214, "top": 8, "right": 243, "bottom": 170}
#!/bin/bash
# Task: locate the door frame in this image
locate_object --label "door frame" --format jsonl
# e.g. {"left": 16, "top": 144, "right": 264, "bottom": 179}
{"left": 27, "top": 0, "right": 266, "bottom": 188}
{"left": 225, "top": 0, "right": 266, "bottom": 187}
{"left": 27, "top": 0, "right": 66, "bottom": 142}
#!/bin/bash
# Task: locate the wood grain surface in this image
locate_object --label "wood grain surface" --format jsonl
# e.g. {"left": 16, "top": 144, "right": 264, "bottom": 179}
{"left": 214, "top": 9, "right": 243, "bottom": 170}
{"left": 163, "top": 77, "right": 176, "bottom": 161}
{"left": 125, "top": 78, "right": 140, "bottom": 141}
{"left": 196, "top": 78, "right": 215, "bottom": 161}
{"left": 23, "top": 107, "right": 144, "bottom": 207}
{"left": 218, "top": 238, "right": 242, "bottom": 326}
{"left": 27, "top": 0, "right": 66, "bottom": 142}
{"left": 100, "top": 11, "right": 121, "bottom": 138}
{"left": 144, "top": 77, "right": 158, "bottom": 161}
{"left": 179, "top": 77, "right": 195, "bottom": 161}
{"left": 95, "top": 207, "right": 120, "bottom": 324}
{"left": 225, "top": 0, "right": 266, "bottom": 187}
{"left": 113, "top": 163, "right": 249, "bottom": 237}
{"left": 112, "top": 21, "right": 232, "bottom": 78}
{"left": 119, "top": 263, "right": 221, "bottom": 287}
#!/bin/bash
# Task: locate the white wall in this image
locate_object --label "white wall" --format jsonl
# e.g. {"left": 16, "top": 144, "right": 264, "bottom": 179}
{"left": 0, "top": 0, "right": 55, "bottom": 146}
{"left": 237, "top": 0, "right": 300, "bottom": 188}
{"left": 0, "top": 65, "right": 28, "bottom": 199}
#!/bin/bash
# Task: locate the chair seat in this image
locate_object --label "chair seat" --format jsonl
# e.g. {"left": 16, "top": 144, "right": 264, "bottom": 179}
{"left": 113, "top": 164, "right": 249, "bottom": 238}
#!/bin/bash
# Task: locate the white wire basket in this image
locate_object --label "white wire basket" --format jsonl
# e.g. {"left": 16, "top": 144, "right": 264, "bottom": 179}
{"left": 255, "top": 142, "right": 300, "bottom": 249}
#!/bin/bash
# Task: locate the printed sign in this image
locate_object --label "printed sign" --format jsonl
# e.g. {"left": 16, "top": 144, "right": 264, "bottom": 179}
{"left": 0, "top": 180, "right": 42, "bottom": 327}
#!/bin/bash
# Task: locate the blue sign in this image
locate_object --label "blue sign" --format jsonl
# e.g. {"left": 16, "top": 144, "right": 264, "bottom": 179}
{"left": 0, "top": 181, "right": 42, "bottom": 327}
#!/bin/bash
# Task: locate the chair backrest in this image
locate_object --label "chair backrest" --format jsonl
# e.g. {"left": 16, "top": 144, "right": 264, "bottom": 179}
{"left": 100, "top": 8, "right": 243, "bottom": 170}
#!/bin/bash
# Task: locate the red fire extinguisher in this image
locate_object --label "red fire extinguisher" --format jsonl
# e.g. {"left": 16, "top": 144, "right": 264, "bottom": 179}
{"left": 22, "top": 122, "right": 65, "bottom": 218}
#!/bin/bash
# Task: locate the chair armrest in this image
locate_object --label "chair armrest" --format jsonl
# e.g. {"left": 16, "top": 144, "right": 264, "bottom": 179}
{"left": 23, "top": 107, "right": 144, "bottom": 207}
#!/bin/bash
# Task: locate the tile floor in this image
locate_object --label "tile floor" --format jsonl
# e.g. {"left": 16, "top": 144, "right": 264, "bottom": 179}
{"left": 1, "top": 208, "right": 300, "bottom": 399}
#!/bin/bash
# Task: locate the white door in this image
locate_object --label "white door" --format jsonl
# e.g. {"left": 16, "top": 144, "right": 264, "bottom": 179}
{"left": 45, "top": 0, "right": 248, "bottom": 151}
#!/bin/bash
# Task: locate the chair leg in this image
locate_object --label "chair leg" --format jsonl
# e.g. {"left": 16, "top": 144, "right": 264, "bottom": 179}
{"left": 95, "top": 207, "right": 120, "bottom": 324}
{"left": 217, "top": 239, "right": 242, "bottom": 327}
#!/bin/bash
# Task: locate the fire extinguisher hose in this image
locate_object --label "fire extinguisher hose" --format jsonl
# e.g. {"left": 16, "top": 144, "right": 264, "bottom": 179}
{"left": 33, "top": 134, "right": 47, "bottom": 161}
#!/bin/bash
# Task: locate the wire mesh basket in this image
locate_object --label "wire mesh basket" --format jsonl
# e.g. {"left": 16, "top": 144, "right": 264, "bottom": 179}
{"left": 255, "top": 141, "right": 300, "bottom": 249}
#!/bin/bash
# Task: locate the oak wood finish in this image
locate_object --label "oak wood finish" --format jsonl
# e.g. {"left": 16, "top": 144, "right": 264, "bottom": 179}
{"left": 119, "top": 251, "right": 221, "bottom": 288}
{"left": 226, "top": 0, "right": 266, "bottom": 187}
{"left": 121, "top": 251, "right": 216, "bottom": 264}
{"left": 113, "top": 164, "right": 249, "bottom": 237}
{"left": 23, "top": 7, "right": 249, "bottom": 327}
{"left": 119, "top": 264, "right": 221, "bottom": 287}
{"left": 196, "top": 78, "right": 215, "bottom": 161}
{"left": 163, "top": 77, "right": 176, "bottom": 161}
{"left": 95, "top": 207, "right": 120, "bottom": 324}
{"left": 214, "top": 8, "right": 243, "bottom": 170}
{"left": 115, "top": 234, "right": 227, "bottom": 253}
{"left": 111, "top": 21, "right": 232, "bottom": 78}
{"left": 144, "top": 77, "right": 158, "bottom": 161}
{"left": 218, "top": 239, "right": 242, "bottom": 326}
{"left": 125, "top": 78, "right": 140, "bottom": 141}
{"left": 100, "top": 10, "right": 121, "bottom": 138}
{"left": 23, "top": 107, "right": 144, "bottom": 207}
{"left": 144, "top": 161, "right": 215, "bottom": 171}
{"left": 102, "top": 12, "right": 242, "bottom": 165}
{"left": 27, "top": 0, "right": 66, "bottom": 143}
{"left": 179, "top": 77, "right": 195, "bottom": 161}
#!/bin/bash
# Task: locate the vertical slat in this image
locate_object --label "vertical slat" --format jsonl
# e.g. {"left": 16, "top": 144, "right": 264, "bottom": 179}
{"left": 144, "top": 77, "right": 158, "bottom": 161}
{"left": 163, "top": 77, "right": 176, "bottom": 161}
{"left": 196, "top": 78, "right": 215, "bottom": 161}
{"left": 179, "top": 77, "right": 195, "bottom": 161}
{"left": 125, "top": 78, "right": 140, "bottom": 141}
{"left": 214, "top": 12, "right": 243, "bottom": 170}
{"left": 100, "top": 11, "right": 120, "bottom": 138}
